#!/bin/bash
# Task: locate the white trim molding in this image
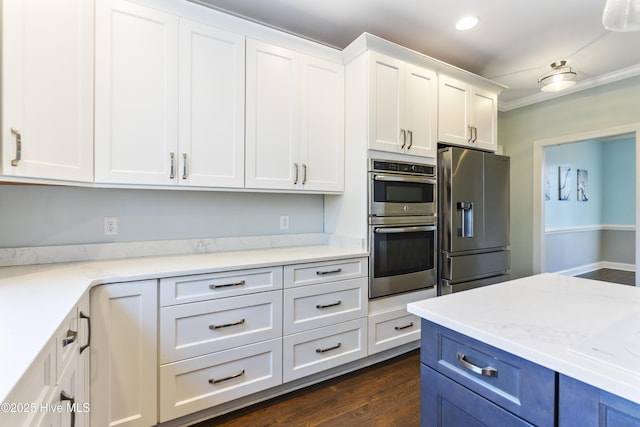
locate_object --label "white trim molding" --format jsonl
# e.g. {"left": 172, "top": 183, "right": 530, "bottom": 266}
{"left": 545, "top": 224, "right": 635, "bottom": 234}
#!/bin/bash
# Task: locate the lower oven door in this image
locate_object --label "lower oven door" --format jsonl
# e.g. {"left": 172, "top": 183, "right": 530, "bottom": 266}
{"left": 369, "top": 221, "right": 436, "bottom": 299}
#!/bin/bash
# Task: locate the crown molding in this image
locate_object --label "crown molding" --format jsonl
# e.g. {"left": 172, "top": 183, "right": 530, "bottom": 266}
{"left": 499, "top": 63, "right": 640, "bottom": 112}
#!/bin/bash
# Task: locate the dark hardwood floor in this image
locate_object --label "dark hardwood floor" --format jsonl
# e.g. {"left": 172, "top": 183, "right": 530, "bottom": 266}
{"left": 193, "top": 349, "right": 421, "bottom": 427}
{"left": 575, "top": 268, "right": 636, "bottom": 286}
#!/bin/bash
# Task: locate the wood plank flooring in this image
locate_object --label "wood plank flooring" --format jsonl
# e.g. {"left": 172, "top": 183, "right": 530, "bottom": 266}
{"left": 575, "top": 268, "right": 636, "bottom": 286}
{"left": 193, "top": 349, "right": 421, "bottom": 427}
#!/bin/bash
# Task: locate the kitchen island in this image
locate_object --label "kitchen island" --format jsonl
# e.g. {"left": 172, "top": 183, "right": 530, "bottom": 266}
{"left": 408, "top": 273, "right": 640, "bottom": 426}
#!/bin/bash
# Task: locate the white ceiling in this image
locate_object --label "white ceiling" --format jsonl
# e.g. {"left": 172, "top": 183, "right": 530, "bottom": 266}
{"left": 190, "top": 0, "right": 640, "bottom": 111}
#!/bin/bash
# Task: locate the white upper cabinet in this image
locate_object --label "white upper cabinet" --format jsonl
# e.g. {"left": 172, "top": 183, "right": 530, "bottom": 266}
{"left": 246, "top": 39, "right": 344, "bottom": 192}
{"left": 368, "top": 51, "right": 437, "bottom": 158}
{"left": 95, "top": 0, "right": 245, "bottom": 188}
{"left": 438, "top": 74, "right": 498, "bottom": 151}
{"left": 95, "top": 0, "right": 179, "bottom": 185}
{"left": 178, "top": 19, "right": 245, "bottom": 188}
{"left": 1, "top": 0, "right": 94, "bottom": 182}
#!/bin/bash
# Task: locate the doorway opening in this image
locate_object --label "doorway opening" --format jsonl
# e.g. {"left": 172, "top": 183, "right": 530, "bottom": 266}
{"left": 532, "top": 124, "right": 640, "bottom": 286}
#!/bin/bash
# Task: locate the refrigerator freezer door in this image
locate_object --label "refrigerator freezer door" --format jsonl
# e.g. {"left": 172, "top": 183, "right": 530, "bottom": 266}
{"left": 484, "top": 153, "right": 510, "bottom": 248}
{"left": 439, "top": 147, "right": 485, "bottom": 252}
{"left": 441, "top": 250, "right": 510, "bottom": 282}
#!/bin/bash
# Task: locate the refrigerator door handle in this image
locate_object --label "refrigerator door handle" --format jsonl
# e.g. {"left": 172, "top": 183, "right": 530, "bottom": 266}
{"left": 457, "top": 201, "right": 474, "bottom": 237}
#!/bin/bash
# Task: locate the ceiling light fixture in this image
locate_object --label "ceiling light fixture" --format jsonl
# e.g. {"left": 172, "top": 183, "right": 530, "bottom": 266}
{"left": 602, "top": 0, "right": 640, "bottom": 31}
{"left": 455, "top": 16, "right": 479, "bottom": 31}
{"left": 538, "top": 61, "right": 577, "bottom": 92}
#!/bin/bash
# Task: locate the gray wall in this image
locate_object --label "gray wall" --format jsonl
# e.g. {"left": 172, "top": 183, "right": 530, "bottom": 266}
{"left": 0, "top": 185, "right": 324, "bottom": 248}
{"left": 499, "top": 75, "right": 640, "bottom": 279}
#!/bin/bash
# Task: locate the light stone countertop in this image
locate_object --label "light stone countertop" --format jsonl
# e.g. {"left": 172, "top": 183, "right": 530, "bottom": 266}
{"left": 0, "top": 245, "right": 367, "bottom": 404}
{"left": 407, "top": 273, "right": 640, "bottom": 404}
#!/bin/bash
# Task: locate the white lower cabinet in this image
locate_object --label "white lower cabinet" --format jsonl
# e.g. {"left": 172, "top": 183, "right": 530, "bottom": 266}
{"left": 90, "top": 280, "right": 158, "bottom": 427}
{"left": 159, "top": 338, "right": 282, "bottom": 422}
{"left": 283, "top": 318, "right": 368, "bottom": 382}
{"left": 368, "top": 307, "right": 421, "bottom": 355}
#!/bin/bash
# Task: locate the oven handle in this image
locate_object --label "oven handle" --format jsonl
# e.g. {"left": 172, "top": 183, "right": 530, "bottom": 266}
{"left": 373, "top": 174, "right": 436, "bottom": 184}
{"left": 374, "top": 225, "right": 436, "bottom": 234}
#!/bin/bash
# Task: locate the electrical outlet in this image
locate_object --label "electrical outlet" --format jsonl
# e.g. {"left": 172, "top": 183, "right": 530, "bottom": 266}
{"left": 280, "top": 215, "right": 289, "bottom": 230}
{"left": 104, "top": 217, "right": 118, "bottom": 235}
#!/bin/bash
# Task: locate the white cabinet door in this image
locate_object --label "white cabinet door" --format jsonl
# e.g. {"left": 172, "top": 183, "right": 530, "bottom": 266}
{"left": 438, "top": 74, "right": 498, "bottom": 151}
{"left": 245, "top": 39, "right": 300, "bottom": 190}
{"left": 95, "top": 0, "right": 179, "bottom": 185}
{"left": 178, "top": 19, "right": 245, "bottom": 188}
{"left": 300, "top": 55, "right": 345, "bottom": 191}
{"left": 368, "top": 52, "right": 404, "bottom": 153}
{"left": 438, "top": 75, "right": 471, "bottom": 146}
{"left": 404, "top": 63, "right": 437, "bottom": 158}
{"left": 472, "top": 87, "right": 498, "bottom": 152}
{"left": 1, "top": 0, "right": 93, "bottom": 182}
{"left": 90, "top": 280, "right": 158, "bottom": 427}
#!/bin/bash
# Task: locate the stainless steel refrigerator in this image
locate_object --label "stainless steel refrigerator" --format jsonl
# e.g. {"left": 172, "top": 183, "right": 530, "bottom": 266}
{"left": 438, "top": 146, "right": 510, "bottom": 295}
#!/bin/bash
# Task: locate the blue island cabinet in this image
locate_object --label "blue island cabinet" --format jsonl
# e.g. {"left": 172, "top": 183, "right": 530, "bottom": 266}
{"left": 559, "top": 375, "right": 640, "bottom": 427}
{"left": 420, "top": 319, "right": 556, "bottom": 427}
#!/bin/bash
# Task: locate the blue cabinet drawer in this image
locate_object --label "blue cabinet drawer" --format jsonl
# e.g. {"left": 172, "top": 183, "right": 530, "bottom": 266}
{"left": 421, "top": 364, "right": 535, "bottom": 427}
{"left": 421, "top": 320, "right": 556, "bottom": 427}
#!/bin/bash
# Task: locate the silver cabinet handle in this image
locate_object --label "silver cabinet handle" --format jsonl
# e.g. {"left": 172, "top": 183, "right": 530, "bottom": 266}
{"left": 293, "top": 163, "right": 299, "bottom": 184}
{"left": 60, "top": 390, "right": 76, "bottom": 427}
{"left": 302, "top": 163, "right": 307, "bottom": 185}
{"left": 209, "top": 318, "right": 245, "bottom": 330}
{"left": 209, "top": 280, "right": 246, "bottom": 289}
{"left": 62, "top": 329, "right": 78, "bottom": 347}
{"left": 394, "top": 322, "right": 414, "bottom": 331}
{"left": 79, "top": 311, "right": 91, "bottom": 354}
{"left": 316, "top": 342, "right": 342, "bottom": 353}
{"left": 182, "top": 153, "right": 188, "bottom": 179}
{"left": 407, "top": 130, "right": 413, "bottom": 149}
{"left": 209, "top": 369, "right": 245, "bottom": 385}
{"left": 467, "top": 125, "right": 473, "bottom": 142}
{"left": 316, "top": 300, "right": 342, "bottom": 309}
{"left": 473, "top": 126, "right": 478, "bottom": 143}
{"left": 10, "top": 127, "right": 21, "bottom": 166}
{"left": 400, "top": 129, "right": 406, "bottom": 148}
{"left": 457, "top": 353, "right": 498, "bottom": 377}
{"left": 316, "top": 268, "right": 342, "bottom": 276}
{"left": 169, "top": 152, "right": 176, "bottom": 179}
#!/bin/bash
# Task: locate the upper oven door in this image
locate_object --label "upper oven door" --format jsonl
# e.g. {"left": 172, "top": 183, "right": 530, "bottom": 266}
{"left": 369, "top": 173, "right": 436, "bottom": 217}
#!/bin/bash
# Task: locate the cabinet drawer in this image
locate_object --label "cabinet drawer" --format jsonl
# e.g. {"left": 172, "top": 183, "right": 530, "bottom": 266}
{"left": 160, "top": 266, "right": 283, "bottom": 306}
{"left": 421, "top": 320, "right": 555, "bottom": 427}
{"left": 159, "top": 338, "right": 282, "bottom": 422}
{"left": 55, "top": 306, "right": 80, "bottom": 380}
{"left": 160, "top": 291, "right": 282, "bottom": 363}
{"left": 421, "top": 364, "right": 535, "bottom": 427}
{"left": 284, "top": 277, "right": 367, "bottom": 334}
{"left": 368, "top": 308, "right": 420, "bottom": 355}
{"left": 284, "top": 257, "right": 367, "bottom": 288}
{"left": 283, "top": 318, "right": 367, "bottom": 382}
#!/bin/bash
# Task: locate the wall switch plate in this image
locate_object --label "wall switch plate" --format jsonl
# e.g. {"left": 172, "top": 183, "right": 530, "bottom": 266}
{"left": 280, "top": 215, "right": 289, "bottom": 230}
{"left": 104, "top": 217, "right": 118, "bottom": 235}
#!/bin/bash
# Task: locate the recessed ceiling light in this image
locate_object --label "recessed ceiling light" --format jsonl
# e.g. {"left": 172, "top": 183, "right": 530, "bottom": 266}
{"left": 456, "top": 16, "right": 479, "bottom": 31}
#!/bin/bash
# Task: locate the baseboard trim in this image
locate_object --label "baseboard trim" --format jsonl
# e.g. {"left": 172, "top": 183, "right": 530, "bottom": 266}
{"left": 555, "top": 261, "right": 636, "bottom": 276}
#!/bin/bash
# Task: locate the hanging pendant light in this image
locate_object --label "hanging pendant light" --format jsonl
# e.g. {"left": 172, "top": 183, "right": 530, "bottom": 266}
{"left": 538, "top": 61, "right": 577, "bottom": 92}
{"left": 602, "top": 0, "right": 640, "bottom": 31}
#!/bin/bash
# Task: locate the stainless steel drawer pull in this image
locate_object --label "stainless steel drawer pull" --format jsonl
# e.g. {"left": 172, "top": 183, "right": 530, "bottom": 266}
{"left": 407, "top": 130, "right": 413, "bottom": 149}
{"left": 302, "top": 163, "right": 307, "bottom": 185}
{"left": 400, "top": 128, "right": 406, "bottom": 148}
{"left": 457, "top": 353, "right": 498, "bottom": 377}
{"left": 209, "top": 280, "right": 246, "bottom": 289}
{"left": 10, "top": 127, "right": 21, "bottom": 166}
{"left": 294, "top": 162, "right": 299, "bottom": 184}
{"left": 209, "top": 369, "right": 245, "bottom": 385}
{"left": 395, "top": 322, "right": 414, "bottom": 331}
{"left": 316, "top": 300, "right": 342, "bottom": 309}
{"left": 316, "top": 342, "right": 342, "bottom": 353}
{"left": 316, "top": 268, "right": 342, "bottom": 276}
{"left": 209, "top": 318, "right": 245, "bottom": 330}
{"left": 62, "top": 329, "right": 78, "bottom": 347}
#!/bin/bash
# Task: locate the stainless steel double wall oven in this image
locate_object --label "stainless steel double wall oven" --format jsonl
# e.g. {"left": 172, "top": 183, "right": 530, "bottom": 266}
{"left": 368, "top": 159, "right": 437, "bottom": 299}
